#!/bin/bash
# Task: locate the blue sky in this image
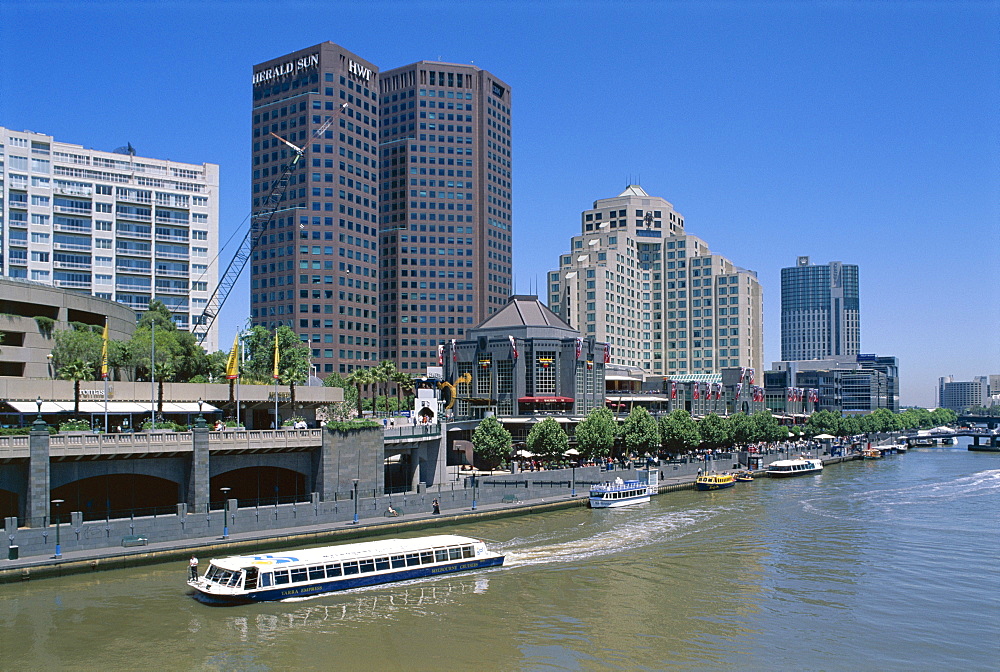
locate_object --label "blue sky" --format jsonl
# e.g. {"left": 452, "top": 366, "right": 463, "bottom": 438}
{"left": 2, "top": 0, "right": 997, "bottom": 406}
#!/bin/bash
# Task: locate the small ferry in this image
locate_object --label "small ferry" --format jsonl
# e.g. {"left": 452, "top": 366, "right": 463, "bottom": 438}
{"left": 188, "top": 534, "right": 504, "bottom": 604}
{"left": 862, "top": 447, "right": 883, "bottom": 459}
{"left": 734, "top": 471, "right": 754, "bottom": 482}
{"left": 589, "top": 472, "right": 657, "bottom": 508}
{"left": 766, "top": 457, "right": 824, "bottom": 477}
{"left": 695, "top": 473, "right": 736, "bottom": 491}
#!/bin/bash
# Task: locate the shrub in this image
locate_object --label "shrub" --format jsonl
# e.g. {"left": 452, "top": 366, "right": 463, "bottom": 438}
{"left": 34, "top": 316, "right": 56, "bottom": 337}
{"left": 58, "top": 419, "right": 93, "bottom": 432}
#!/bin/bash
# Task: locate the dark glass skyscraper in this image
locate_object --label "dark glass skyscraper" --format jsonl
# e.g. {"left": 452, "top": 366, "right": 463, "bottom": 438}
{"left": 780, "top": 256, "right": 860, "bottom": 361}
{"left": 250, "top": 44, "right": 511, "bottom": 377}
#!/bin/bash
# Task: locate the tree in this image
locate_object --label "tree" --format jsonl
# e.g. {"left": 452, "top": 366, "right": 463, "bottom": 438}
{"left": 659, "top": 409, "right": 701, "bottom": 455}
{"left": 472, "top": 415, "right": 512, "bottom": 467}
{"left": 58, "top": 360, "right": 94, "bottom": 416}
{"left": 154, "top": 360, "right": 176, "bottom": 417}
{"left": 391, "top": 370, "right": 414, "bottom": 415}
{"left": 321, "top": 372, "right": 356, "bottom": 421}
{"left": 373, "top": 360, "right": 396, "bottom": 416}
{"left": 698, "top": 413, "right": 731, "bottom": 450}
{"left": 574, "top": 407, "right": 617, "bottom": 461}
{"left": 133, "top": 301, "right": 209, "bottom": 383}
{"left": 621, "top": 406, "right": 659, "bottom": 457}
{"left": 346, "top": 368, "right": 374, "bottom": 418}
{"left": 526, "top": 417, "right": 569, "bottom": 461}
{"left": 727, "top": 412, "right": 754, "bottom": 447}
{"left": 51, "top": 328, "right": 101, "bottom": 376}
{"left": 750, "top": 410, "right": 786, "bottom": 445}
{"left": 274, "top": 326, "right": 310, "bottom": 409}
{"left": 806, "top": 410, "right": 839, "bottom": 437}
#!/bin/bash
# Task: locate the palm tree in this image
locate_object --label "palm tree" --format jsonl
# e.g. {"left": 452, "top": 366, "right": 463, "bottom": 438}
{"left": 346, "top": 368, "right": 373, "bottom": 418}
{"left": 154, "top": 360, "right": 176, "bottom": 419}
{"left": 58, "top": 359, "right": 94, "bottom": 416}
{"left": 374, "top": 360, "right": 396, "bottom": 415}
{"left": 391, "top": 370, "right": 414, "bottom": 414}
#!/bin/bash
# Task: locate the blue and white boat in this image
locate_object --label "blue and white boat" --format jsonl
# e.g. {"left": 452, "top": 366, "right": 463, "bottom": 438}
{"left": 589, "top": 471, "right": 658, "bottom": 508}
{"left": 188, "top": 534, "right": 504, "bottom": 604}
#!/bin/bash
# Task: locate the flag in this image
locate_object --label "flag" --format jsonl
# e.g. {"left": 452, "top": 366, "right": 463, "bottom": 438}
{"left": 747, "top": 368, "right": 755, "bottom": 385}
{"left": 787, "top": 388, "right": 794, "bottom": 402}
{"left": 604, "top": 344, "right": 611, "bottom": 364}
{"left": 510, "top": 335, "right": 519, "bottom": 359}
{"left": 671, "top": 381, "right": 677, "bottom": 400}
{"left": 100, "top": 318, "right": 109, "bottom": 380}
{"left": 451, "top": 339, "right": 457, "bottom": 362}
{"left": 736, "top": 383, "right": 743, "bottom": 399}
{"left": 272, "top": 330, "right": 280, "bottom": 379}
{"left": 739, "top": 367, "right": 746, "bottom": 384}
{"left": 225, "top": 334, "right": 240, "bottom": 380}
{"left": 575, "top": 337, "right": 582, "bottom": 360}
{"left": 693, "top": 383, "right": 700, "bottom": 400}
{"left": 437, "top": 344, "right": 444, "bottom": 366}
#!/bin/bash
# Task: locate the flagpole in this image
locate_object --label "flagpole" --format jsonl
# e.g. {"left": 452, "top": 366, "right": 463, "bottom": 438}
{"left": 236, "top": 338, "right": 241, "bottom": 429}
{"left": 102, "top": 317, "right": 109, "bottom": 433}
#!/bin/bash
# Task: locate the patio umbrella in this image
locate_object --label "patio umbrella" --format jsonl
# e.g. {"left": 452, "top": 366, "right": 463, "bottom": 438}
{"left": 515, "top": 449, "right": 535, "bottom": 458}
{"left": 813, "top": 433, "right": 836, "bottom": 440}
{"left": 563, "top": 448, "right": 580, "bottom": 456}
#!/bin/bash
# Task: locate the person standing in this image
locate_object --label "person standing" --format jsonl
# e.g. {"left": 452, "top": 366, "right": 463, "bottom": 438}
{"left": 189, "top": 555, "right": 199, "bottom": 581}
{"left": 432, "top": 498, "right": 440, "bottom": 515}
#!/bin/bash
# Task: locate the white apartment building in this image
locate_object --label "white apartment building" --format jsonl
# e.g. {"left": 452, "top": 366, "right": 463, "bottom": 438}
{"left": 0, "top": 128, "right": 220, "bottom": 350}
{"left": 548, "top": 185, "right": 763, "bottom": 377}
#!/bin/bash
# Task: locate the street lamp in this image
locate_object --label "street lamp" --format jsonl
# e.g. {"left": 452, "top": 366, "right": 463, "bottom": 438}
{"left": 46, "top": 353, "right": 54, "bottom": 379}
{"left": 571, "top": 463, "right": 577, "bottom": 497}
{"left": 51, "top": 498, "right": 64, "bottom": 559}
{"left": 471, "top": 474, "right": 477, "bottom": 511}
{"left": 195, "top": 397, "right": 206, "bottom": 429}
{"left": 352, "top": 479, "right": 359, "bottom": 525}
{"left": 220, "top": 486, "right": 231, "bottom": 539}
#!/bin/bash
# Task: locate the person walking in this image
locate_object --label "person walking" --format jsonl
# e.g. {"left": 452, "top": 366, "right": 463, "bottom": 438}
{"left": 189, "top": 555, "right": 199, "bottom": 581}
{"left": 432, "top": 498, "right": 440, "bottom": 515}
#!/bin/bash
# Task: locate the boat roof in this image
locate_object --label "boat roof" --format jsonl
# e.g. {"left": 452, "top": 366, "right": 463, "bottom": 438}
{"left": 769, "top": 458, "right": 821, "bottom": 467}
{"left": 209, "top": 535, "right": 482, "bottom": 571}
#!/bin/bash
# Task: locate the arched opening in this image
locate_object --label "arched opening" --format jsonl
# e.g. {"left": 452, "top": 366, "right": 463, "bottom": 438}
{"left": 0, "top": 488, "right": 18, "bottom": 522}
{"left": 51, "top": 474, "right": 180, "bottom": 521}
{"left": 212, "top": 466, "right": 307, "bottom": 508}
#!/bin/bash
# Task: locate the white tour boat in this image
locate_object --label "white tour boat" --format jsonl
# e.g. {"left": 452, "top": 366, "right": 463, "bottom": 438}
{"left": 589, "top": 471, "right": 658, "bottom": 508}
{"left": 188, "top": 534, "right": 504, "bottom": 604}
{"left": 766, "top": 457, "right": 824, "bottom": 478}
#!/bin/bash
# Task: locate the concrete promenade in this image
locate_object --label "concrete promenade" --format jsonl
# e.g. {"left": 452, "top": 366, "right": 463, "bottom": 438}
{"left": 0, "top": 449, "right": 863, "bottom": 585}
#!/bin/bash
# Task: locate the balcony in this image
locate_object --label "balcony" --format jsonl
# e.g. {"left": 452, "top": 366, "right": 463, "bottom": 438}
{"left": 156, "top": 250, "right": 189, "bottom": 260}
{"left": 115, "top": 247, "right": 152, "bottom": 257}
{"left": 55, "top": 186, "right": 93, "bottom": 197}
{"left": 116, "top": 228, "right": 152, "bottom": 240}
{"left": 8, "top": 199, "right": 27, "bottom": 209}
{"left": 115, "top": 283, "right": 151, "bottom": 293}
{"left": 53, "top": 222, "right": 92, "bottom": 234}
{"left": 53, "top": 260, "right": 93, "bottom": 270}
{"left": 52, "top": 242, "right": 92, "bottom": 252}
{"left": 155, "top": 285, "right": 188, "bottom": 295}
{"left": 54, "top": 279, "right": 92, "bottom": 290}
{"left": 117, "top": 194, "right": 152, "bottom": 204}
{"left": 116, "top": 211, "right": 152, "bottom": 222}
{"left": 155, "top": 233, "right": 189, "bottom": 243}
{"left": 53, "top": 204, "right": 92, "bottom": 215}
{"left": 115, "top": 265, "right": 151, "bottom": 275}
{"left": 154, "top": 268, "right": 189, "bottom": 278}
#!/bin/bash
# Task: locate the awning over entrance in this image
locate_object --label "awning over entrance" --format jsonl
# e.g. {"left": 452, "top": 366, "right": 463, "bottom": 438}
{"left": 518, "top": 396, "right": 574, "bottom": 404}
{"left": 4, "top": 401, "right": 220, "bottom": 414}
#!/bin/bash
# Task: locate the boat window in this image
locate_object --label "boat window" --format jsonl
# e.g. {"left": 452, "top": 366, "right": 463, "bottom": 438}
{"left": 343, "top": 561, "right": 360, "bottom": 575}
{"left": 206, "top": 566, "right": 220, "bottom": 581}
{"left": 420, "top": 551, "right": 434, "bottom": 564}
{"left": 309, "top": 566, "right": 325, "bottom": 581}
{"left": 406, "top": 553, "right": 421, "bottom": 566}
{"left": 359, "top": 559, "right": 376, "bottom": 573}
{"left": 290, "top": 568, "right": 308, "bottom": 583}
{"left": 259, "top": 572, "right": 273, "bottom": 587}
{"left": 228, "top": 572, "right": 244, "bottom": 588}
{"left": 375, "top": 557, "right": 390, "bottom": 571}
{"left": 434, "top": 549, "right": 449, "bottom": 562}
{"left": 448, "top": 547, "right": 462, "bottom": 560}
{"left": 273, "top": 570, "right": 290, "bottom": 585}
{"left": 325, "top": 563, "right": 342, "bottom": 577}
{"left": 462, "top": 545, "right": 475, "bottom": 558}
{"left": 391, "top": 555, "right": 406, "bottom": 569}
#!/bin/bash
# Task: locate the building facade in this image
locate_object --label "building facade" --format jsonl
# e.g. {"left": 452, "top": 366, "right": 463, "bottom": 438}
{"left": 249, "top": 43, "right": 512, "bottom": 378}
{"left": 767, "top": 354, "right": 896, "bottom": 415}
{"left": 780, "top": 256, "right": 859, "bottom": 361}
{"left": 547, "top": 185, "right": 763, "bottom": 377}
{"left": 0, "top": 128, "right": 220, "bottom": 349}
{"left": 938, "top": 375, "right": 989, "bottom": 412}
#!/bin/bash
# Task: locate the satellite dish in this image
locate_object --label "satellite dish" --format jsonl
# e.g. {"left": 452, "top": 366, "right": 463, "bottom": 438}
{"left": 113, "top": 142, "right": 136, "bottom": 156}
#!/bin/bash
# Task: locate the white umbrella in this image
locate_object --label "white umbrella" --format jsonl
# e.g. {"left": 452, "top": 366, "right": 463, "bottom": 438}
{"left": 515, "top": 449, "right": 535, "bottom": 458}
{"left": 813, "top": 433, "right": 836, "bottom": 440}
{"left": 563, "top": 448, "right": 580, "bottom": 456}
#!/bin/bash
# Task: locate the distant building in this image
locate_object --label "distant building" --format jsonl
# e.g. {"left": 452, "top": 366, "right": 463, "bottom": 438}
{"left": 0, "top": 127, "right": 220, "bottom": 350}
{"left": 548, "top": 185, "right": 763, "bottom": 377}
{"left": 780, "top": 256, "right": 859, "bottom": 361}
{"left": 938, "top": 375, "right": 990, "bottom": 412}
{"left": 767, "top": 354, "right": 897, "bottom": 415}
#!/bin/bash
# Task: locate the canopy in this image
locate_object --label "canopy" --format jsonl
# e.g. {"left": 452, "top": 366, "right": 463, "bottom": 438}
{"left": 515, "top": 449, "right": 535, "bottom": 458}
{"left": 563, "top": 448, "right": 580, "bottom": 456}
{"left": 518, "top": 396, "right": 574, "bottom": 404}
{"left": 4, "top": 401, "right": 219, "bottom": 414}
{"left": 813, "top": 433, "right": 836, "bottom": 440}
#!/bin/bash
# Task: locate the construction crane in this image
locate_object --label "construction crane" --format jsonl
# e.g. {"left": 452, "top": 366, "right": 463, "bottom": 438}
{"left": 191, "top": 113, "right": 340, "bottom": 345}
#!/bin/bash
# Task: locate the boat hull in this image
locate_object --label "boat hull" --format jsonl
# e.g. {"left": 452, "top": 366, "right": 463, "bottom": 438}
{"left": 695, "top": 479, "right": 735, "bottom": 491}
{"left": 189, "top": 555, "right": 504, "bottom": 604}
{"left": 588, "top": 494, "right": 651, "bottom": 508}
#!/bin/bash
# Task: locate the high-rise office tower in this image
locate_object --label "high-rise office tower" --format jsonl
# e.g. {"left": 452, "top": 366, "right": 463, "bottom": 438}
{"left": 0, "top": 127, "right": 220, "bottom": 349}
{"left": 250, "top": 44, "right": 512, "bottom": 376}
{"left": 548, "top": 185, "right": 764, "bottom": 376}
{"left": 780, "top": 256, "right": 860, "bottom": 361}
{"left": 378, "top": 61, "right": 513, "bottom": 372}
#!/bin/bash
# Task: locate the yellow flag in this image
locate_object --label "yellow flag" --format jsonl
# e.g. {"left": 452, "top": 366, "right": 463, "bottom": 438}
{"left": 100, "top": 319, "right": 109, "bottom": 379}
{"left": 225, "top": 334, "right": 240, "bottom": 380}
{"left": 272, "top": 330, "right": 280, "bottom": 379}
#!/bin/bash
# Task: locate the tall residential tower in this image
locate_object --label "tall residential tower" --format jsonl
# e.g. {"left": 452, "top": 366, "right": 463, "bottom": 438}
{"left": 780, "top": 256, "right": 860, "bottom": 361}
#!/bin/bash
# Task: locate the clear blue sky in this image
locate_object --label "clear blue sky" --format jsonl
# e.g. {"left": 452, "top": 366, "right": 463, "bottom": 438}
{"left": 2, "top": 0, "right": 997, "bottom": 407}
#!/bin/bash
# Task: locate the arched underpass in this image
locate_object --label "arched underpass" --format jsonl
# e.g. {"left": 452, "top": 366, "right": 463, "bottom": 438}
{"left": 0, "top": 488, "right": 17, "bottom": 522}
{"left": 50, "top": 474, "right": 180, "bottom": 522}
{"left": 212, "top": 466, "right": 307, "bottom": 509}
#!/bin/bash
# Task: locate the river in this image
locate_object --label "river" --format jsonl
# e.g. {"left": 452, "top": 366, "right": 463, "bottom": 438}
{"left": 2, "top": 437, "right": 997, "bottom": 671}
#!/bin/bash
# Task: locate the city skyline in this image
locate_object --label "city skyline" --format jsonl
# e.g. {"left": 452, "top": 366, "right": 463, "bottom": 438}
{"left": 1, "top": 1, "right": 996, "bottom": 406}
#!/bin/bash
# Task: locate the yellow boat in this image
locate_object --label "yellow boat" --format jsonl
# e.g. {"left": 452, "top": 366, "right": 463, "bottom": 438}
{"left": 695, "top": 473, "right": 736, "bottom": 491}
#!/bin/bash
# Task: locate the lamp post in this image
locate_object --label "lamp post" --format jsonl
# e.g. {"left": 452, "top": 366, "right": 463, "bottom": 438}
{"left": 571, "top": 463, "right": 577, "bottom": 497}
{"left": 195, "top": 397, "right": 207, "bottom": 429}
{"left": 34, "top": 396, "right": 46, "bottom": 429}
{"left": 46, "top": 353, "right": 54, "bottom": 379}
{"left": 471, "top": 474, "right": 477, "bottom": 511}
{"left": 352, "top": 479, "right": 359, "bottom": 524}
{"left": 51, "top": 498, "right": 64, "bottom": 559}
{"left": 220, "top": 486, "right": 231, "bottom": 539}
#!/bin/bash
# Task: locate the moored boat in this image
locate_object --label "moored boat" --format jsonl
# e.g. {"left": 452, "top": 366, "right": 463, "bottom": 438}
{"left": 695, "top": 473, "right": 736, "bottom": 490}
{"left": 734, "top": 471, "right": 754, "bottom": 482}
{"left": 187, "top": 534, "right": 504, "bottom": 604}
{"left": 589, "top": 471, "right": 657, "bottom": 508}
{"left": 766, "top": 457, "right": 824, "bottom": 477}
{"left": 862, "top": 447, "right": 883, "bottom": 459}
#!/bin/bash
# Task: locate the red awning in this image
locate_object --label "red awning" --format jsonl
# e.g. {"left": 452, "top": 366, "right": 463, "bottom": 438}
{"left": 518, "top": 396, "right": 574, "bottom": 403}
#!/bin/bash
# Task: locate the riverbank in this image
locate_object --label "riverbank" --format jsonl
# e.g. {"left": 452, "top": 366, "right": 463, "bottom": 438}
{"left": 0, "top": 452, "right": 862, "bottom": 584}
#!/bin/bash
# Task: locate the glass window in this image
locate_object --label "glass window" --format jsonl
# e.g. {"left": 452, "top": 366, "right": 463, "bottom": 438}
{"left": 325, "top": 563, "right": 342, "bottom": 577}
{"left": 273, "top": 570, "right": 290, "bottom": 585}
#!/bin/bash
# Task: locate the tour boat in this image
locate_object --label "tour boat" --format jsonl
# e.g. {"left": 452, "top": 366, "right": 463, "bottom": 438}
{"left": 695, "top": 473, "right": 736, "bottom": 490}
{"left": 734, "top": 471, "right": 754, "bottom": 482}
{"left": 589, "top": 473, "right": 657, "bottom": 508}
{"left": 862, "top": 447, "right": 883, "bottom": 459}
{"left": 188, "top": 534, "right": 504, "bottom": 604}
{"left": 766, "top": 457, "right": 824, "bottom": 477}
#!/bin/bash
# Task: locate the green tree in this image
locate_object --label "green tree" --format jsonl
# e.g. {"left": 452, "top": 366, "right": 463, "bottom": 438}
{"left": 836, "top": 415, "right": 861, "bottom": 437}
{"left": 930, "top": 408, "right": 957, "bottom": 426}
{"left": 373, "top": 360, "right": 396, "bottom": 416}
{"left": 806, "top": 410, "right": 840, "bottom": 437}
{"left": 346, "top": 368, "right": 374, "bottom": 418}
{"left": 391, "top": 370, "right": 414, "bottom": 415}
{"left": 621, "top": 406, "right": 659, "bottom": 456}
{"left": 274, "top": 326, "right": 310, "bottom": 409}
{"left": 659, "top": 409, "right": 701, "bottom": 455}
{"left": 698, "top": 413, "right": 731, "bottom": 450}
{"left": 51, "top": 328, "right": 101, "bottom": 376}
{"left": 750, "top": 410, "right": 786, "bottom": 445}
{"left": 58, "top": 359, "right": 94, "bottom": 416}
{"left": 153, "top": 360, "right": 176, "bottom": 417}
{"left": 526, "top": 417, "right": 569, "bottom": 461}
{"left": 472, "top": 415, "right": 512, "bottom": 467}
{"left": 574, "top": 407, "right": 617, "bottom": 461}
{"left": 727, "top": 412, "right": 754, "bottom": 447}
